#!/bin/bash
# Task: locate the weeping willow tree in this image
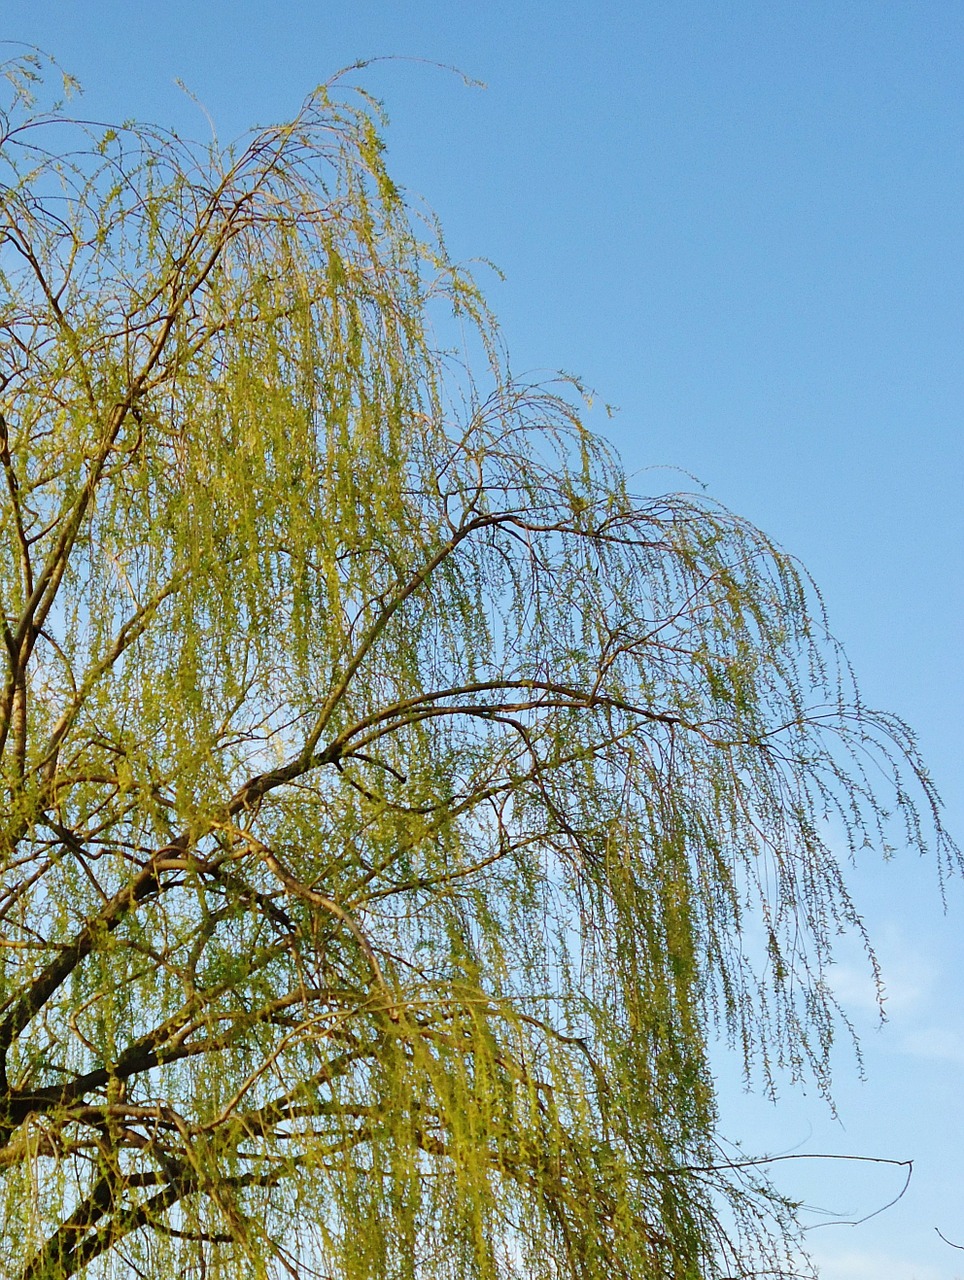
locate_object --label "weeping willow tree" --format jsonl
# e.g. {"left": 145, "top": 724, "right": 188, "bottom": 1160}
{"left": 0, "top": 51, "right": 953, "bottom": 1280}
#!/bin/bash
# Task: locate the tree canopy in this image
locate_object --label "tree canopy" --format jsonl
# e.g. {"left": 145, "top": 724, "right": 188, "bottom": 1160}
{"left": 0, "top": 52, "right": 954, "bottom": 1279}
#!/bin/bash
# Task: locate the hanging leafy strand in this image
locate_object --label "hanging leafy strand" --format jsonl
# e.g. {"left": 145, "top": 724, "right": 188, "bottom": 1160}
{"left": 0, "top": 52, "right": 953, "bottom": 1280}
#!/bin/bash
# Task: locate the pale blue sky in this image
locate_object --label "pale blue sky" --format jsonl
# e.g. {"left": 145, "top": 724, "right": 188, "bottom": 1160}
{"left": 5, "top": 3, "right": 963, "bottom": 1275}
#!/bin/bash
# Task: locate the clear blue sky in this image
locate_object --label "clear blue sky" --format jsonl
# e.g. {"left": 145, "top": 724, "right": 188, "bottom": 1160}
{"left": 6, "top": 4, "right": 963, "bottom": 1276}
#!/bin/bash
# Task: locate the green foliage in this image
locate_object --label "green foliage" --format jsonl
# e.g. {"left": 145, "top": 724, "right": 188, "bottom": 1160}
{"left": 0, "top": 54, "right": 953, "bottom": 1279}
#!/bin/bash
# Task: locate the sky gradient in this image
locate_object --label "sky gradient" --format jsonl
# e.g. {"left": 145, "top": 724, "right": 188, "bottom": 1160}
{"left": 3, "top": 4, "right": 963, "bottom": 1275}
